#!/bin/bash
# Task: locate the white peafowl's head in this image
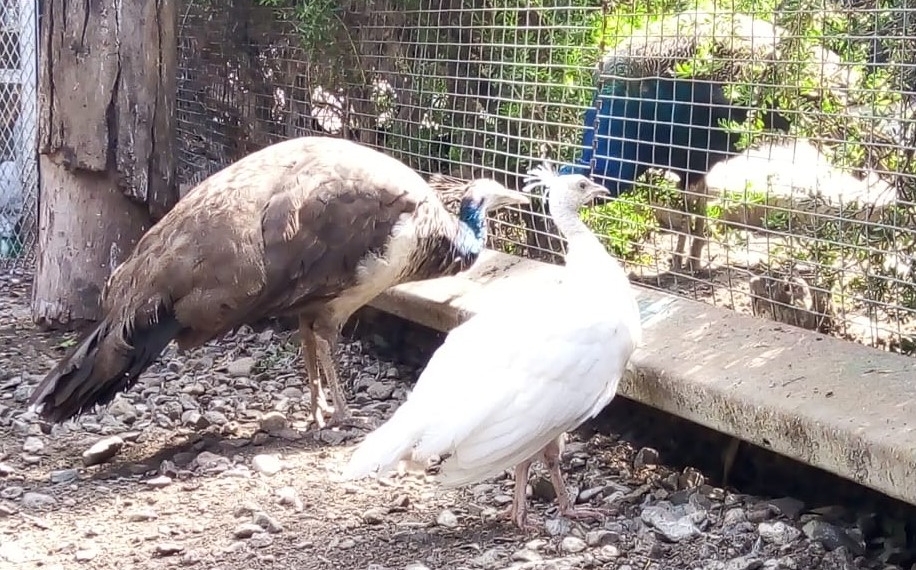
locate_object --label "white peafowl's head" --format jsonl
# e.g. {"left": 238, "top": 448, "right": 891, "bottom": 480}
{"left": 522, "top": 162, "right": 610, "bottom": 216}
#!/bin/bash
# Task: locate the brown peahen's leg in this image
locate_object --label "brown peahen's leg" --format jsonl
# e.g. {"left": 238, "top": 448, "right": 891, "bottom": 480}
{"left": 543, "top": 438, "right": 608, "bottom": 522}
{"left": 313, "top": 322, "right": 372, "bottom": 430}
{"left": 299, "top": 316, "right": 332, "bottom": 429}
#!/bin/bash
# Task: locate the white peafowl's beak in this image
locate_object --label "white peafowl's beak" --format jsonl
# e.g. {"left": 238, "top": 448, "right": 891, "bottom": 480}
{"left": 585, "top": 182, "right": 611, "bottom": 202}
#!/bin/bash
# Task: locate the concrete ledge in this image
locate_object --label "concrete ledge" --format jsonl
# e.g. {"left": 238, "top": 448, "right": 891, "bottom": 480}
{"left": 369, "top": 249, "right": 916, "bottom": 507}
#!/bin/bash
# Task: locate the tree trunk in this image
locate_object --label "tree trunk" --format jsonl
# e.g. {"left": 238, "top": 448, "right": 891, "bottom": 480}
{"left": 31, "top": 0, "right": 178, "bottom": 330}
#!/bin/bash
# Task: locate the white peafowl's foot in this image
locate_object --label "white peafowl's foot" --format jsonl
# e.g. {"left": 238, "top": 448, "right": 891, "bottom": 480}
{"left": 500, "top": 501, "right": 538, "bottom": 532}
{"left": 557, "top": 503, "right": 610, "bottom": 523}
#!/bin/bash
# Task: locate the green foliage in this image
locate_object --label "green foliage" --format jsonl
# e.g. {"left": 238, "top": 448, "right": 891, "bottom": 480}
{"left": 249, "top": 0, "right": 916, "bottom": 329}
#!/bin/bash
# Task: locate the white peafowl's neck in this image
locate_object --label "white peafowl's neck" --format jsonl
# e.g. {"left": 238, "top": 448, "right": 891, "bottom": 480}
{"left": 548, "top": 185, "right": 632, "bottom": 289}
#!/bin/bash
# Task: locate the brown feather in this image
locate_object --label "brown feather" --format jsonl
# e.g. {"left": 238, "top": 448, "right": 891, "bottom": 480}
{"left": 29, "top": 136, "right": 458, "bottom": 423}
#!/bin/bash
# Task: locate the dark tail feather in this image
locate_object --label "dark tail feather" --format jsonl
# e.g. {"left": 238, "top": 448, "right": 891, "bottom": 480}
{"left": 28, "top": 308, "right": 182, "bottom": 424}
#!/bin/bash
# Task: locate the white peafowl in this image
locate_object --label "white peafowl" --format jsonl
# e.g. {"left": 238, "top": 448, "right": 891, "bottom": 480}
{"left": 28, "top": 136, "right": 530, "bottom": 430}
{"left": 341, "top": 163, "right": 643, "bottom": 529}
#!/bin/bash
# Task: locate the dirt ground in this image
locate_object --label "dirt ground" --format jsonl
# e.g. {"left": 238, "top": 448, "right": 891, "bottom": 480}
{"left": 1, "top": 272, "right": 913, "bottom": 570}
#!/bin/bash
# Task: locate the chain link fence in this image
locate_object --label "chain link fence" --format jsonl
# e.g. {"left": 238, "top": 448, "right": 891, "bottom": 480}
{"left": 0, "top": 0, "right": 38, "bottom": 276}
{"left": 176, "top": 0, "right": 916, "bottom": 356}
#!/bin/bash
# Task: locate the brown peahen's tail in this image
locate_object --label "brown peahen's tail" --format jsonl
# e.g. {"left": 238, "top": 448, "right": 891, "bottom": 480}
{"left": 28, "top": 306, "right": 182, "bottom": 423}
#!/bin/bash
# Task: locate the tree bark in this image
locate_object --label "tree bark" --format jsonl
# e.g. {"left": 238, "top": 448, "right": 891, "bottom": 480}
{"left": 32, "top": 0, "right": 178, "bottom": 330}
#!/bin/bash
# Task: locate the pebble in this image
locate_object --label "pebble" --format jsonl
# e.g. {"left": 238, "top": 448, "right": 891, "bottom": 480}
{"left": 258, "top": 411, "right": 289, "bottom": 434}
{"left": 21, "top": 492, "right": 56, "bottom": 509}
{"left": 560, "top": 536, "right": 587, "bottom": 553}
{"left": 366, "top": 381, "right": 395, "bottom": 400}
{"left": 155, "top": 542, "right": 184, "bottom": 556}
{"left": 74, "top": 547, "right": 99, "bottom": 561}
{"left": 586, "top": 529, "right": 618, "bottom": 547}
{"left": 252, "top": 454, "right": 284, "bottom": 476}
{"left": 227, "top": 356, "right": 256, "bottom": 377}
{"left": 633, "top": 446, "right": 659, "bottom": 468}
{"left": 82, "top": 435, "right": 124, "bottom": 466}
{"left": 253, "top": 511, "right": 284, "bottom": 533}
{"left": 436, "top": 509, "right": 459, "bottom": 528}
{"left": 0, "top": 486, "right": 23, "bottom": 499}
{"left": 126, "top": 508, "right": 158, "bottom": 522}
{"left": 275, "top": 486, "right": 304, "bottom": 511}
{"left": 145, "top": 475, "right": 173, "bottom": 488}
{"left": 641, "top": 504, "right": 702, "bottom": 542}
{"left": 758, "top": 521, "right": 802, "bottom": 545}
{"left": 362, "top": 507, "right": 387, "bottom": 525}
{"left": 21, "top": 436, "right": 44, "bottom": 454}
{"left": 234, "top": 522, "right": 265, "bottom": 538}
{"left": 49, "top": 468, "right": 79, "bottom": 484}
{"left": 801, "top": 518, "right": 864, "bottom": 555}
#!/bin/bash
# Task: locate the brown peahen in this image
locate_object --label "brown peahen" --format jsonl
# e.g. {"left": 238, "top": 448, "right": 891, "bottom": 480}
{"left": 28, "top": 136, "right": 529, "bottom": 429}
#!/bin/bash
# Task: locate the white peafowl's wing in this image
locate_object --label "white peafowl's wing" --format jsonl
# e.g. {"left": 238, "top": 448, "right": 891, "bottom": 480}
{"left": 342, "top": 277, "right": 638, "bottom": 488}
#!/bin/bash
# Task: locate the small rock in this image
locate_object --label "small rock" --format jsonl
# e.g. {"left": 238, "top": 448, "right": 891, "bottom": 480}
{"left": 49, "top": 468, "right": 79, "bottom": 484}
{"left": 723, "top": 508, "right": 747, "bottom": 526}
{"left": 436, "top": 509, "right": 459, "bottom": 528}
{"left": 595, "top": 545, "right": 621, "bottom": 562}
{"left": 154, "top": 542, "right": 184, "bottom": 557}
{"left": 108, "top": 398, "right": 139, "bottom": 423}
{"left": 227, "top": 357, "right": 256, "bottom": 377}
{"left": 560, "top": 536, "right": 587, "bottom": 553}
{"left": 758, "top": 521, "right": 801, "bottom": 546}
{"left": 203, "top": 410, "right": 229, "bottom": 426}
{"left": 802, "top": 519, "right": 864, "bottom": 555}
{"left": 233, "top": 522, "right": 265, "bottom": 539}
{"left": 725, "top": 555, "right": 763, "bottom": 570}
{"left": 145, "top": 475, "right": 173, "bottom": 488}
{"left": 252, "top": 511, "right": 284, "bottom": 533}
{"left": 362, "top": 507, "right": 387, "bottom": 525}
{"left": 544, "top": 517, "right": 571, "bottom": 537}
{"left": 22, "top": 436, "right": 44, "bottom": 454}
{"left": 258, "top": 411, "right": 288, "bottom": 434}
{"left": 641, "top": 504, "right": 701, "bottom": 542}
{"left": 252, "top": 454, "right": 284, "bottom": 476}
{"left": 0, "top": 462, "right": 15, "bottom": 476}
{"left": 191, "top": 450, "right": 229, "bottom": 473}
{"left": 74, "top": 547, "right": 99, "bottom": 561}
{"left": 275, "top": 486, "right": 304, "bottom": 511}
{"left": 337, "top": 538, "right": 356, "bottom": 550}
{"left": 182, "top": 382, "right": 207, "bottom": 396}
{"left": 633, "top": 447, "right": 659, "bottom": 468}
{"left": 767, "top": 497, "right": 805, "bottom": 519}
{"left": 181, "top": 410, "right": 210, "bottom": 429}
{"left": 21, "top": 492, "right": 56, "bottom": 509}
{"left": 366, "top": 381, "right": 395, "bottom": 400}
{"left": 0, "top": 502, "right": 16, "bottom": 517}
{"left": 126, "top": 508, "right": 158, "bottom": 522}
{"left": 511, "top": 548, "right": 542, "bottom": 562}
{"left": 404, "top": 563, "right": 431, "bottom": 570}
{"left": 0, "top": 486, "right": 23, "bottom": 499}
{"left": 586, "top": 529, "right": 618, "bottom": 547}
{"left": 82, "top": 436, "right": 124, "bottom": 466}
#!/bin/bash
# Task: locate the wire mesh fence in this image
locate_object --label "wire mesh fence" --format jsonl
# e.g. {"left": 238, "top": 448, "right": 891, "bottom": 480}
{"left": 0, "top": 0, "right": 38, "bottom": 275}
{"left": 176, "top": 0, "right": 916, "bottom": 356}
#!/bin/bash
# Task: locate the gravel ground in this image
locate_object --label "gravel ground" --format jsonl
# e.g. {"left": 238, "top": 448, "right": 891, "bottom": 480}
{"left": 1, "top": 272, "right": 914, "bottom": 570}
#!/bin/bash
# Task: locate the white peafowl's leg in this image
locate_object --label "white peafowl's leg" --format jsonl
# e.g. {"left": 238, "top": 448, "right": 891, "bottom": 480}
{"left": 542, "top": 437, "right": 608, "bottom": 522}
{"left": 298, "top": 317, "right": 332, "bottom": 429}
{"left": 502, "top": 459, "right": 535, "bottom": 530}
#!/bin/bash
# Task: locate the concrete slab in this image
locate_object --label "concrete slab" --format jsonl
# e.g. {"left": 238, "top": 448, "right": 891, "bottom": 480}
{"left": 369, "top": 249, "right": 916, "bottom": 507}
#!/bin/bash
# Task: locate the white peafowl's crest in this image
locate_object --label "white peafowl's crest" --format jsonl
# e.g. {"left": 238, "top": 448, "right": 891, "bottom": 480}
{"left": 522, "top": 161, "right": 561, "bottom": 196}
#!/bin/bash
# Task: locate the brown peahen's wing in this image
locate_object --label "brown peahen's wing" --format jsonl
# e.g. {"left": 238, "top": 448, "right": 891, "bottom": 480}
{"left": 102, "top": 136, "right": 435, "bottom": 347}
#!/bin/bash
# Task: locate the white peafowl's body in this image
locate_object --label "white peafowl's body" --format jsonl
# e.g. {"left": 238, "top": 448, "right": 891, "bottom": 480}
{"left": 342, "top": 164, "right": 642, "bottom": 528}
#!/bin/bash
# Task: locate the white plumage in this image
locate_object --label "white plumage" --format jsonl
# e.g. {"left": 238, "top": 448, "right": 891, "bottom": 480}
{"left": 341, "top": 163, "right": 642, "bottom": 528}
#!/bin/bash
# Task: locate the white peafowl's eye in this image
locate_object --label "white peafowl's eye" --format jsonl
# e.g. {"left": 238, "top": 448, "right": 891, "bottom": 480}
{"left": 577, "top": 180, "right": 587, "bottom": 190}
